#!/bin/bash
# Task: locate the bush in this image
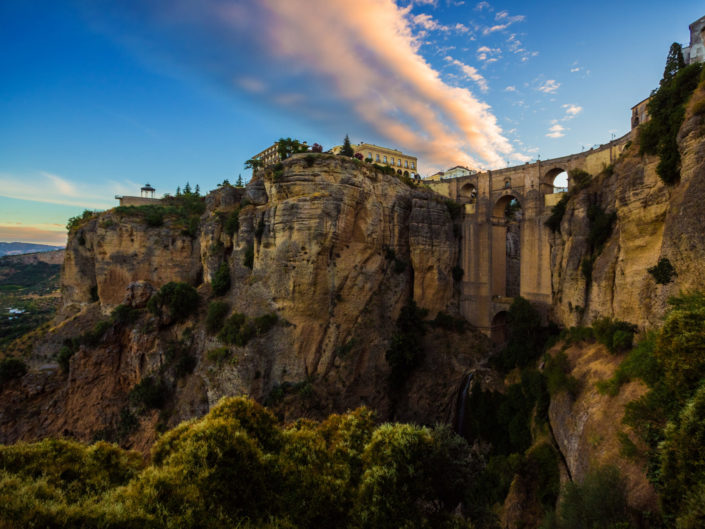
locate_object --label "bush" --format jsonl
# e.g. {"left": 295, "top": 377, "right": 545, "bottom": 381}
{"left": 385, "top": 301, "right": 428, "bottom": 387}
{"left": 207, "top": 347, "right": 232, "bottom": 364}
{"left": 586, "top": 204, "right": 616, "bottom": 254}
{"left": 57, "top": 345, "right": 74, "bottom": 373}
{"left": 498, "top": 297, "right": 552, "bottom": 371}
{"left": 597, "top": 332, "right": 659, "bottom": 396}
{"left": 568, "top": 168, "right": 592, "bottom": 191}
{"left": 128, "top": 376, "right": 169, "bottom": 412}
{"left": 206, "top": 301, "right": 229, "bottom": 334}
{"left": 591, "top": 317, "right": 637, "bottom": 353}
{"left": 66, "top": 210, "right": 96, "bottom": 231}
{"left": 225, "top": 209, "right": 240, "bottom": 237}
{"left": 545, "top": 194, "right": 568, "bottom": 233}
{"left": 556, "top": 466, "right": 631, "bottom": 529}
{"left": 444, "top": 199, "right": 462, "bottom": 220}
{"left": 82, "top": 320, "right": 111, "bottom": 346}
{"left": 243, "top": 243, "right": 254, "bottom": 269}
{"left": 211, "top": 262, "right": 231, "bottom": 296}
{"left": 144, "top": 208, "right": 164, "bottom": 227}
{"left": 544, "top": 351, "right": 579, "bottom": 399}
{"left": 0, "top": 357, "right": 27, "bottom": 385}
{"left": 647, "top": 257, "right": 677, "bottom": 284}
{"left": 147, "top": 282, "right": 199, "bottom": 322}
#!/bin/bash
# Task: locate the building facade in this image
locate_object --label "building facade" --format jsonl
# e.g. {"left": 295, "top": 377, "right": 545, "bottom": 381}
{"left": 250, "top": 143, "right": 282, "bottom": 167}
{"left": 684, "top": 15, "right": 705, "bottom": 65}
{"left": 426, "top": 165, "right": 477, "bottom": 181}
{"left": 331, "top": 142, "right": 418, "bottom": 175}
{"left": 631, "top": 96, "right": 650, "bottom": 129}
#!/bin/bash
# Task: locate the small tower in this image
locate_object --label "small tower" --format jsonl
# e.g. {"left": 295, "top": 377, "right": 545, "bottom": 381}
{"left": 140, "top": 183, "right": 155, "bottom": 199}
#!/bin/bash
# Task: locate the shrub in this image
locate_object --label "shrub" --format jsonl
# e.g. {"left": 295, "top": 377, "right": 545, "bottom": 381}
{"left": 128, "top": 376, "right": 169, "bottom": 412}
{"left": 544, "top": 351, "right": 579, "bottom": 399}
{"left": 253, "top": 313, "right": 278, "bottom": 335}
{"left": 207, "top": 347, "right": 232, "bottom": 364}
{"left": 568, "top": 168, "right": 592, "bottom": 192}
{"left": 225, "top": 209, "right": 240, "bottom": 236}
{"left": 522, "top": 442, "right": 560, "bottom": 510}
{"left": 144, "top": 208, "right": 164, "bottom": 227}
{"left": 597, "top": 332, "right": 659, "bottom": 396}
{"left": 147, "top": 282, "right": 199, "bottom": 322}
{"left": 385, "top": 301, "right": 428, "bottom": 387}
{"left": 648, "top": 257, "right": 677, "bottom": 284}
{"left": 57, "top": 345, "right": 74, "bottom": 373}
{"left": 556, "top": 465, "right": 631, "bottom": 529}
{"left": 498, "top": 297, "right": 547, "bottom": 370}
{"left": 0, "top": 357, "right": 27, "bottom": 385}
{"left": 211, "top": 262, "right": 231, "bottom": 296}
{"left": 206, "top": 301, "right": 230, "bottom": 334}
{"left": 431, "top": 311, "right": 467, "bottom": 332}
{"left": 592, "top": 317, "right": 637, "bottom": 353}
{"left": 111, "top": 304, "right": 140, "bottom": 325}
{"left": 243, "top": 243, "right": 254, "bottom": 269}
{"left": 444, "top": 199, "right": 462, "bottom": 220}
{"left": 82, "top": 320, "right": 111, "bottom": 346}
{"left": 586, "top": 204, "right": 616, "bottom": 254}
{"left": 545, "top": 194, "right": 568, "bottom": 233}
{"left": 66, "top": 210, "right": 96, "bottom": 231}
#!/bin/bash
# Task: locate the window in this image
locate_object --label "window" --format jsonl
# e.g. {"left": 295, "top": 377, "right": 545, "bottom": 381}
{"left": 390, "top": 157, "right": 394, "bottom": 165}
{"left": 368, "top": 152, "right": 372, "bottom": 159}
{"left": 383, "top": 156, "right": 387, "bottom": 163}
{"left": 411, "top": 162, "right": 415, "bottom": 169}
{"left": 376, "top": 154, "right": 380, "bottom": 161}
{"left": 405, "top": 160, "right": 408, "bottom": 168}
{"left": 504, "top": 179, "right": 511, "bottom": 189}
{"left": 397, "top": 159, "right": 401, "bottom": 166}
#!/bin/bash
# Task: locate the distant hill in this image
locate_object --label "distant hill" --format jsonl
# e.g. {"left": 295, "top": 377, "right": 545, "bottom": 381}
{"left": 0, "top": 242, "right": 64, "bottom": 257}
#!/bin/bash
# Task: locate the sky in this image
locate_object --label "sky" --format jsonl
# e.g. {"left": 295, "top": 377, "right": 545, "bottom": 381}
{"left": 1, "top": 0, "right": 703, "bottom": 245}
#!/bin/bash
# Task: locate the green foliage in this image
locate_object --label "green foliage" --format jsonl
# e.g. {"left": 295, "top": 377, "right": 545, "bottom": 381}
{"left": 544, "top": 351, "right": 579, "bottom": 399}
{"left": 304, "top": 154, "right": 316, "bottom": 167}
{"left": 147, "top": 282, "right": 199, "bottom": 322}
{"left": 586, "top": 204, "right": 616, "bottom": 254}
{"left": 82, "top": 320, "right": 111, "bottom": 346}
{"left": 662, "top": 42, "right": 686, "bottom": 84}
{"left": 207, "top": 346, "right": 232, "bottom": 364}
{"left": 340, "top": 134, "right": 355, "bottom": 157}
{"left": 272, "top": 162, "right": 284, "bottom": 181}
{"left": 243, "top": 243, "right": 255, "bottom": 269}
{"left": 0, "top": 357, "right": 27, "bottom": 385}
{"left": 545, "top": 194, "right": 568, "bottom": 233}
{"left": 640, "top": 62, "right": 703, "bottom": 184}
{"left": 218, "top": 312, "right": 278, "bottom": 347}
{"left": 555, "top": 466, "right": 632, "bottom": 529}
{"left": 144, "top": 208, "right": 164, "bottom": 227}
{"left": 522, "top": 442, "right": 560, "bottom": 510}
{"left": 206, "top": 301, "right": 229, "bottom": 335}
{"left": 129, "top": 376, "right": 169, "bottom": 413}
{"left": 569, "top": 169, "right": 592, "bottom": 192}
{"left": 66, "top": 209, "right": 97, "bottom": 231}
{"left": 597, "top": 332, "right": 659, "bottom": 396}
{"left": 647, "top": 257, "right": 676, "bottom": 284}
{"left": 57, "top": 345, "right": 74, "bottom": 373}
{"left": 276, "top": 137, "right": 309, "bottom": 160}
{"left": 385, "top": 301, "right": 428, "bottom": 387}
{"left": 112, "top": 304, "right": 141, "bottom": 325}
{"left": 244, "top": 158, "right": 264, "bottom": 171}
{"left": 431, "top": 311, "right": 468, "bottom": 332}
{"left": 591, "top": 317, "right": 637, "bottom": 353}
{"left": 497, "top": 296, "right": 554, "bottom": 371}
{"left": 224, "top": 208, "right": 240, "bottom": 236}
{"left": 211, "top": 262, "right": 231, "bottom": 296}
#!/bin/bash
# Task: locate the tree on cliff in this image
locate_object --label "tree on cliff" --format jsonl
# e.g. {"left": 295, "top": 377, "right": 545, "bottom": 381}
{"left": 236, "top": 174, "right": 243, "bottom": 187}
{"left": 340, "top": 134, "right": 355, "bottom": 157}
{"left": 244, "top": 158, "right": 264, "bottom": 171}
{"left": 276, "top": 137, "right": 308, "bottom": 160}
{"left": 662, "top": 42, "right": 686, "bottom": 84}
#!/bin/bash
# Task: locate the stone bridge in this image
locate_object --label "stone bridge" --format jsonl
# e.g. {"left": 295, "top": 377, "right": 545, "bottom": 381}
{"left": 427, "top": 133, "right": 632, "bottom": 341}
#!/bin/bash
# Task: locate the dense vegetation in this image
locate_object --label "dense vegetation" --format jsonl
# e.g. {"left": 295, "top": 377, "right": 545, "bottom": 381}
{"left": 0, "top": 397, "right": 479, "bottom": 529}
{"left": 639, "top": 44, "right": 704, "bottom": 185}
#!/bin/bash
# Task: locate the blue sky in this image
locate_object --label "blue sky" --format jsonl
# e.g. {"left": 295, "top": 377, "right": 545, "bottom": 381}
{"left": 1, "top": 0, "right": 703, "bottom": 244}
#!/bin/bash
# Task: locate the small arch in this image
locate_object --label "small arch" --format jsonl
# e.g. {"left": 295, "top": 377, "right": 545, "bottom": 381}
{"left": 397, "top": 169, "right": 402, "bottom": 175}
{"left": 504, "top": 179, "right": 511, "bottom": 189}
{"left": 403, "top": 170, "right": 409, "bottom": 177}
{"left": 459, "top": 183, "right": 477, "bottom": 203}
{"left": 491, "top": 311, "right": 508, "bottom": 344}
{"left": 543, "top": 167, "right": 568, "bottom": 193}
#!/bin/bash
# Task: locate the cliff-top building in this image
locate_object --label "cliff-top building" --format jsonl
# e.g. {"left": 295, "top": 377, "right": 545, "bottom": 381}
{"left": 684, "top": 15, "right": 705, "bottom": 64}
{"left": 426, "top": 165, "right": 478, "bottom": 181}
{"left": 331, "top": 142, "right": 418, "bottom": 175}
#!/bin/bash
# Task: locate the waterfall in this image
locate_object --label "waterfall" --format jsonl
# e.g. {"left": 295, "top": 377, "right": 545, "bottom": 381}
{"left": 455, "top": 373, "right": 474, "bottom": 436}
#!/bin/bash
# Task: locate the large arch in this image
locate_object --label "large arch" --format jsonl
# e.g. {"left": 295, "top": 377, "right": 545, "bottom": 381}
{"left": 491, "top": 195, "right": 522, "bottom": 298}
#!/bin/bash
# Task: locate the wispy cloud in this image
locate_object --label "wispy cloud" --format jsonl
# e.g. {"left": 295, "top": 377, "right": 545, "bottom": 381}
{"left": 444, "top": 56, "right": 488, "bottom": 91}
{"left": 546, "top": 123, "right": 565, "bottom": 138}
{"left": 475, "top": 1, "right": 491, "bottom": 11}
{"left": 0, "top": 171, "right": 139, "bottom": 209}
{"left": 477, "top": 45, "right": 501, "bottom": 62}
{"left": 562, "top": 104, "right": 582, "bottom": 118}
{"left": 504, "top": 85, "right": 517, "bottom": 92}
{"left": 537, "top": 79, "right": 560, "bottom": 94}
{"left": 482, "top": 11, "right": 524, "bottom": 34}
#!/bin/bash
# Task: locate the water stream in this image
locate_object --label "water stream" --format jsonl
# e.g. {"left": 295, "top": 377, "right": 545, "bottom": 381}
{"left": 455, "top": 373, "right": 473, "bottom": 436}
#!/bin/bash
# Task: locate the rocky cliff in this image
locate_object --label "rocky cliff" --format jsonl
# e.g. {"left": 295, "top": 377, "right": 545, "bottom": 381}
{"left": 0, "top": 154, "right": 489, "bottom": 450}
{"left": 550, "top": 82, "right": 705, "bottom": 329}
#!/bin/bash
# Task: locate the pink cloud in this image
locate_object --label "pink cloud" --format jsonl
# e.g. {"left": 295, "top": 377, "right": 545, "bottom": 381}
{"left": 259, "top": 0, "right": 514, "bottom": 170}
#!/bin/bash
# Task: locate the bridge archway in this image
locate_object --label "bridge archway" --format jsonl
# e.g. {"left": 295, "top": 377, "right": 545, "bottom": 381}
{"left": 490, "top": 311, "right": 508, "bottom": 344}
{"left": 459, "top": 183, "right": 477, "bottom": 203}
{"left": 492, "top": 195, "right": 522, "bottom": 298}
{"left": 543, "top": 167, "right": 568, "bottom": 193}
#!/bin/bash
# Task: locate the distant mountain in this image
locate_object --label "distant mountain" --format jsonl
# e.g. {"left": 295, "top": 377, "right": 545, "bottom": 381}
{"left": 0, "top": 242, "right": 64, "bottom": 257}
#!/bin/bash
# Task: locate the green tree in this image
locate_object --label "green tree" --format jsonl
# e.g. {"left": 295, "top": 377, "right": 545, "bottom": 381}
{"left": 662, "top": 42, "right": 686, "bottom": 84}
{"left": 340, "top": 134, "right": 355, "bottom": 157}
{"left": 276, "top": 138, "right": 308, "bottom": 160}
{"left": 244, "top": 158, "right": 264, "bottom": 171}
{"left": 236, "top": 174, "right": 244, "bottom": 187}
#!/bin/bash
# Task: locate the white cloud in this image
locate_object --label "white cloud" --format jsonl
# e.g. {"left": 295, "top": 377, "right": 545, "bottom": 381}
{"left": 562, "top": 104, "right": 582, "bottom": 118}
{"left": 475, "top": 1, "right": 491, "bottom": 10}
{"left": 504, "top": 85, "right": 517, "bottom": 92}
{"left": 570, "top": 67, "right": 581, "bottom": 73}
{"left": 546, "top": 124, "right": 565, "bottom": 138}
{"left": 444, "top": 56, "right": 489, "bottom": 91}
{"left": 476, "top": 45, "right": 501, "bottom": 61}
{"left": 412, "top": 13, "right": 449, "bottom": 32}
{"left": 537, "top": 79, "right": 560, "bottom": 94}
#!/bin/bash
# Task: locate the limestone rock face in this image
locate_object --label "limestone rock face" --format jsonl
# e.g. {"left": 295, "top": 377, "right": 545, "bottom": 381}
{"left": 1, "top": 155, "right": 485, "bottom": 449}
{"left": 549, "top": 91, "right": 705, "bottom": 328}
{"left": 547, "top": 342, "right": 658, "bottom": 513}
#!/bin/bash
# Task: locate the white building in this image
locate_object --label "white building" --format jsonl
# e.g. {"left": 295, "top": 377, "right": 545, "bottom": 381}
{"left": 684, "top": 15, "right": 705, "bottom": 65}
